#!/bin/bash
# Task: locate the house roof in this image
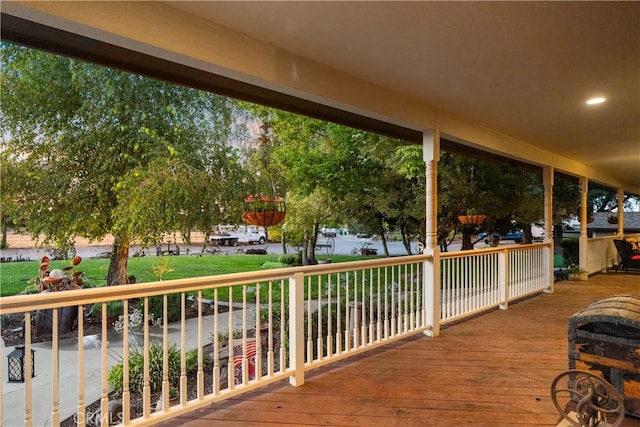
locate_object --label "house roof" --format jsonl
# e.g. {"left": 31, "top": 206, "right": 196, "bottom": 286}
{"left": 588, "top": 211, "right": 640, "bottom": 232}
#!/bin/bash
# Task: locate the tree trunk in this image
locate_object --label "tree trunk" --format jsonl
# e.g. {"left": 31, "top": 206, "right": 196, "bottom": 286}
{"left": 281, "top": 229, "right": 288, "bottom": 254}
{"left": 378, "top": 218, "right": 389, "bottom": 257}
{"left": 553, "top": 224, "right": 564, "bottom": 242}
{"left": 107, "top": 233, "right": 131, "bottom": 286}
{"left": 1, "top": 214, "right": 7, "bottom": 249}
{"left": 522, "top": 225, "right": 533, "bottom": 244}
{"left": 400, "top": 223, "right": 412, "bottom": 254}
{"left": 461, "top": 227, "right": 474, "bottom": 250}
{"left": 301, "top": 223, "right": 318, "bottom": 265}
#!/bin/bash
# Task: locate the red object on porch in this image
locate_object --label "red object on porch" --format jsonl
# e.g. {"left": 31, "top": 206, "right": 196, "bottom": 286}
{"left": 232, "top": 339, "right": 257, "bottom": 384}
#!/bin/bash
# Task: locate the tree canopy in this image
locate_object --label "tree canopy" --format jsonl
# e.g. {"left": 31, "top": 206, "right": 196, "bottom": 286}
{"left": 1, "top": 42, "right": 249, "bottom": 284}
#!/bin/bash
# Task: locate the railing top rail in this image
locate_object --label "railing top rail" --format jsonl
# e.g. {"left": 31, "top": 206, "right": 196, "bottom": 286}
{"left": 0, "top": 254, "right": 432, "bottom": 314}
{"left": 440, "top": 241, "right": 549, "bottom": 259}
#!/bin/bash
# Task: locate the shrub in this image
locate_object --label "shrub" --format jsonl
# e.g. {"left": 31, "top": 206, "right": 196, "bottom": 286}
{"left": 277, "top": 254, "right": 297, "bottom": 265}
{"left": 561, "top": 238, "right": 579, "bottom": 265}
{"left": 261, "top": 261, "right": 290, "bottom": 269}
{"left": 185, "top": 348, "right": 199, "bottom": 373}
{"left": 108, "top": 342, "right": 181, "bottom": 395}
{"left": 141, "top": 293, "right": 182, "bottom": 323}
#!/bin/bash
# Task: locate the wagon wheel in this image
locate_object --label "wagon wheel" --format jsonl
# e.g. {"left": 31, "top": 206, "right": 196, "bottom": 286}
{"left": 325, "top": 237, "right": 335, "bottom": 255}
{"left": 551, "top": 369, "right": 625, "bottom": 427}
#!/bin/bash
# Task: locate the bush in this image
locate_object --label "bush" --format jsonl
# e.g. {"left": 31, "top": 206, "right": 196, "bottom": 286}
{"left": 185, "top": 348, "right": 199, "bottom": 373}
{"left": 261, "top": 261, "right": 290, "bottom": 269}
{"left": 141, "top": 293, "right": 182, "bottom": 323}
{"left": 561, "top": 238, "right": 579, "bottom": 265}
{"left": 277, "top": 254, "right": 297, "bottom": 265}
{"left": 108, "top": 342, "right": 181, "bottom": 394}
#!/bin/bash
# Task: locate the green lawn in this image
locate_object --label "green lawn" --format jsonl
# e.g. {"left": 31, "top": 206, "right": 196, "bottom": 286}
{"left": 0, "top": 254, "right": 364, "bottom": 297}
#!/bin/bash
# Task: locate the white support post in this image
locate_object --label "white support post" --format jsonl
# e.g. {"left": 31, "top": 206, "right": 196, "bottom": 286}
{"left": 423, "top": 247, "right": 441, "bottom": 337}
{"left": 498, "top": 250, "right": 509, "bottom": 309}
{"left": 423, "top": 129, "right": 441, "bottom": 337}
{"left": 617, "top": 188, "right": 625, "bottom": 236}
{"left": 423, "top": 129, "right": 440, "bottom": 250}
{"left": 543, "top": 166, "right": 555, "bottom": 292}
{"left": 289, "top": 272, "right": 305, "bottom": 387}
{"left": 578, "top": 177, "right": 589, "bottom": 280}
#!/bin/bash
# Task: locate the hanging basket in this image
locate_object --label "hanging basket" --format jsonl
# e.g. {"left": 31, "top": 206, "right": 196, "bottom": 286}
{"left": 458, "top": 214, "right": 486, "bottom": 225}
{"left": 243, "top": 195, "right": 286, "bottom": 227}
{"left": 243, "top": 123, "right": 286, "bottom": 227}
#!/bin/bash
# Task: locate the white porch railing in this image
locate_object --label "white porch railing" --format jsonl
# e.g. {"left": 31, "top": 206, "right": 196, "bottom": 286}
{"left": 586, "top": 233, "right": 640, "bottom": 275}
{"left": 0, "top": 243, "right": 552, "bottom": 426}
{"left": 440, "top": 243, "right": 550, "bottom": 324}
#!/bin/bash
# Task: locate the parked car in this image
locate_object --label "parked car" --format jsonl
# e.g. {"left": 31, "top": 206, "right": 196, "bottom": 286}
{"left": 209, "top": 225, "right": 266, "bottom": 245}
{"left": 478, "top": 231, "right": 523, "bottom": 244}
{"left": 321, "top": 226, "right": 338, "bottom": 237}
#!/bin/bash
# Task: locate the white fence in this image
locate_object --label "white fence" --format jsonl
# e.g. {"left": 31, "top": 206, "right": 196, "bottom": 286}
{"left": 0, "top": 244, "right": 552, "bottom": 426}
{"left": 440, "top": 243, "right": 550, "bottom": 324}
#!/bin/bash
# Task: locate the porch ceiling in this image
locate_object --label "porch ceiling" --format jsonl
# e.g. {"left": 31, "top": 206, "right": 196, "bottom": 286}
{"left": 2, "top": 1, "right": 639, "bottom": 193}
{"left": 165, "top": 1, "right": 639, "bottom": 193}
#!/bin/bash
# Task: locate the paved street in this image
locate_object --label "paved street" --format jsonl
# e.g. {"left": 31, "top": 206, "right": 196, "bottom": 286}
{"left": 0, "top": 234, "right": 434, "bottom": 262}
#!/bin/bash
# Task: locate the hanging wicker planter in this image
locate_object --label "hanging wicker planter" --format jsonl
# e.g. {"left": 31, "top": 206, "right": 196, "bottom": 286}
{"left": 242, "top": 194, "right": 286, "bottom": 227}
{"left": 458, "top": 214, "right": 486, "bottom": 225}
{"left": 243, "top": 123, "right": 286, "bottom": 227}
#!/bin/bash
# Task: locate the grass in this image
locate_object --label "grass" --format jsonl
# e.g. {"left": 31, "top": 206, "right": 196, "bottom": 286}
{"left": 0, "top": 254, "right": 368, "bottom": 297}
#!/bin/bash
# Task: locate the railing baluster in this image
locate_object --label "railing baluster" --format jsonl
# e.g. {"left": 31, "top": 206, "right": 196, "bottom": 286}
{"left": 122, "top": 299, "right": 130, "bottom": 424}
{"left": 356, "top": 270, "right": 367, "bottom": 347}
{"left": 369, "top": 268, "right": 374, "bottom": 343}
{"left": 227, "top": 286, "right": 234, "bottom": 390}
{"left": 197, "top": 290, "right": 204, "bottom": 398}
{"left": 162, "top": 294, "right": 170, "bottom": 411}
{"left": 306, "top": 277, "right": 313, "bottom": 363}
{"left": 100, "top": 303, "right": 108, "bottom": 426}
{"left": 409, "top": 264, "right": 415, "bottom": 330}
{"left": 180, "top": 293, "right": 187, "bottom": 402}
{"left": 267, "top": 281, "right": 274, "bottom": 375}
{"left": 213, "top": 289, "right": 220, "bottom": 394}
{"left": 353, "top": 271, "right": 359, "bottom": 349}
{"left": 345, "top": 271, "right": 350, "bottom": 351}
{"left": 142, "top": 297, "right": 150, "bottom": 418}
{"left": 23, "top": 312, "right": 33, "bottom": 427}
{"left": 317, "top": 276, "right": 323, "bottom": 360}
{"left": 336, "top": 273, "right": 342, "bottom": 355}
{"left": 241, "top": 284, "right": 248, "bottom": 385}
{"left": 391, "top": 265, "right": 396, "bottom": 336}
{"left": 52, "top": 308, "right": 60, "bottom": 425}
{"left": 376, "top": 268, "right": 382, "bottom": 341}
{"left": 255, "top": 282, "right": 262, "bottom": 379}
{"left": 327, "top": 274, "right": 333, "bottom": 356}
{"left": 384, "top": 267, "right": 389, "bottom": 339}
{"left": 279, "top": 279, "right": 286, "bottom": 374}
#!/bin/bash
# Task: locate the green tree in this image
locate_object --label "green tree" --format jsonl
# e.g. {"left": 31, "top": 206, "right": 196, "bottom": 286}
{"left": 262, "top": 109, "right": 414, "bottom": 260}
{"left": 0, "top": 43, "right": 248, "bottom": 285}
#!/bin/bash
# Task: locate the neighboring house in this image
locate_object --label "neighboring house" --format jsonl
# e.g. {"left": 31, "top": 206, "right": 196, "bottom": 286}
{"left": 588, "top": 211, "right": 640, "bottom": 238}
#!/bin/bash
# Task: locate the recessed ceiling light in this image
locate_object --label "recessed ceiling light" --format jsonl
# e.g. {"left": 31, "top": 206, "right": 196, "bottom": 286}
{"left": 586, "top": 97, "right": 606, "bottom": 105}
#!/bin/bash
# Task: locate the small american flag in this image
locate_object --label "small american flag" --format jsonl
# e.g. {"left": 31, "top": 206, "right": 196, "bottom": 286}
{"left": 232, "top": 340, "right": 257, "bottom": 384}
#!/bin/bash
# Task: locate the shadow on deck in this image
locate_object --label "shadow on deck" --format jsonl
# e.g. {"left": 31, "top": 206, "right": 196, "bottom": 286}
{"left": 162, "top": 272, "right": 640, "bottom": 426}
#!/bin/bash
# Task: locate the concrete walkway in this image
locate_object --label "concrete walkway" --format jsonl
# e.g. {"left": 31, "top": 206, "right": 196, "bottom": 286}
{"left": 1, "top": 307, "right": 256, "bottom": 427}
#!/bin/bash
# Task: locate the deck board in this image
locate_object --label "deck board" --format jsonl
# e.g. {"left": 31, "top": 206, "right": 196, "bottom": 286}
{"left": 162, "top": 272, "right": 640, "bottom": 426}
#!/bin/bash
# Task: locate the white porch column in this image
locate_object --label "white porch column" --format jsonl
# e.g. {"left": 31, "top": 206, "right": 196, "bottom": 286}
{"left": 423, "top": 130, "right": 440, "bottom": 250}
{"left": 617, "top": 188, "right": 625, "bottom": 236}
{"left": 578, "top": 177, "right": 588, "bottom": 280}
{"left": 543, "top": 166, "right": 555, "bottom": 292}
{"left": 289, "top": 272, "right": 305, "bottom": 386}
{"left": 423, "top": 130, "right": 441, "bottom": 337}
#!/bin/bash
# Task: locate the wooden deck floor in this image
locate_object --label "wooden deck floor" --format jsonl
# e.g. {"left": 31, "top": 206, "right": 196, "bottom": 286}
{"left": 163, "top": 272, "right": 640, "bottom": 426}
